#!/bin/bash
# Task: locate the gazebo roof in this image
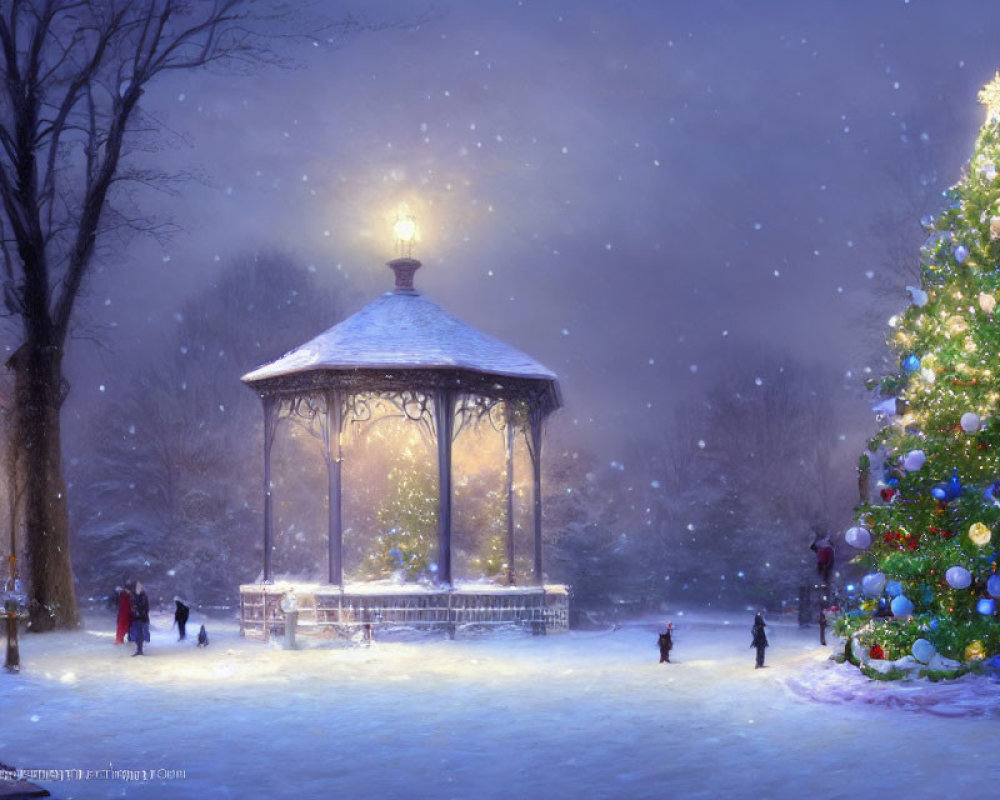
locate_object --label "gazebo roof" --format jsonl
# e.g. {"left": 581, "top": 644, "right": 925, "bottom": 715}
{"left": 242, "top": 261, "right": 558, "bottom": 389}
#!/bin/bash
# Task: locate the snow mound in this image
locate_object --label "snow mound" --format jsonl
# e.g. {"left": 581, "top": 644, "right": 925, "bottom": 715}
{"left": 782, "top": 652, "right": 1000, "bottom": 718}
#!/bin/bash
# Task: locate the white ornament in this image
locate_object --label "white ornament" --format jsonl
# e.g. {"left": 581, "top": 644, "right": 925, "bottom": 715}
{"left": 905, "top": 286, "right": 928, "bottom": 307}
{"left": 945, "top": 566, "right": 972, "bottom": 589}
{"left": 903, "top": 450, "right": 926, "bottom": 471}
{"left": 920, "top": 367, "right": 936, "bottom": 384}
{"left": 992, "top": 217, "right": 1000, "bottom": 241}
{"left": 872, "top": 398, "right": 897, "bottom": 417}
{"left": 912, "top": 638, "right": 936, "bottom": 664}
{"left": 845, "top": 526, "right": 872, "bottom": 549}
{"left": 960, "top": 412, "right": 981, "bottom": 433}
{"left": 980, "top": 293, "right": 997, "bottom": 314}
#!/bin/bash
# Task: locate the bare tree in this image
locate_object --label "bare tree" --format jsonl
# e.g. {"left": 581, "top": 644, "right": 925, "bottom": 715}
{"left": 0, "top": 1, "right": 301, "bottom": 630}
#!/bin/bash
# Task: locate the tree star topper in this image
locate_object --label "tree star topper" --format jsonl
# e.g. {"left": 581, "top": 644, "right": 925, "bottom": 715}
{"left": 978, "top": 71, "right": 1000, "bottom": 124}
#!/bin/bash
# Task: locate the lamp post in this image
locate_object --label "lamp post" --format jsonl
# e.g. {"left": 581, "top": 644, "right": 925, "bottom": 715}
{"left": 4, "top": 554, "right": 24, "bottom": 673}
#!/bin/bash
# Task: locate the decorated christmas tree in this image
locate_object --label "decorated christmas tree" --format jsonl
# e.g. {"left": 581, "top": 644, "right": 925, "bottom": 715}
{"left": 368, "top": 462, "right": 438, "bottom": 581}
{"left": 840, "top": 73, "right": 1000, "bottom": 674}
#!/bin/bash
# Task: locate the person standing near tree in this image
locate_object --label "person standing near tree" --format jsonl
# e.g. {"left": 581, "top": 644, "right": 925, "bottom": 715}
{"left": 115, "top": 585, "right": 132, "bottom": 645}
{"left": 810, "top": 526, "right": 835, "bottom": 585}
{"left": 751, "top": 613, "right": 768, "bottom": 669}
{"left": 819, "top": 608, "right": 828, "bottom": 646}
{"left": 130, "top": 581, "right": 150, "bottom": 657}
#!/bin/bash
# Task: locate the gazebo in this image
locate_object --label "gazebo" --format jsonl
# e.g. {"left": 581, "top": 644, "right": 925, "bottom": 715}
{"left": 238, "top": 254, "right": 568, "bottom": 639}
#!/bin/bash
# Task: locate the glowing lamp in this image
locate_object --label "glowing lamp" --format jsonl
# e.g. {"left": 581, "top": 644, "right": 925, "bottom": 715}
{"left": 393, "top": 214, "right": 418, "bottom": 258}
{"left": 394, "top": 216, "right": 416, "bottom": 243}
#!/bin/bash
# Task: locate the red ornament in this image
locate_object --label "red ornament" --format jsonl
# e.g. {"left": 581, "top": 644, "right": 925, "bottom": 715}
{"left": 869, "top": 644, "right": 885, "bottom": 660}
{"left": 880, "top": 488, "right": 898, "bottom": 502}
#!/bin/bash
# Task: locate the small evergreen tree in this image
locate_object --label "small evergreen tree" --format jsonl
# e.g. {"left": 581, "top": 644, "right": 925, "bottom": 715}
{"left": 368, "top": 461, "right": 438, "bottom": 580}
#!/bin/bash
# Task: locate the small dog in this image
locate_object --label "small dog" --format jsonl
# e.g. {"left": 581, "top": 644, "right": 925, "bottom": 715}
{"left": 197, "top": 625, "right": 209, "bottom": 647}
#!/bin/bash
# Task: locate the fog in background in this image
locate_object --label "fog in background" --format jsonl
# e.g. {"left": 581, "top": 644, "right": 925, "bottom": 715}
{"left": 28, "top": 1, "right": 1000, "bottom": 612}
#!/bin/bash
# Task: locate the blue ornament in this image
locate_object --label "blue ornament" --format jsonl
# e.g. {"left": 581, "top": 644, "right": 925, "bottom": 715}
{"left": 929, "top": 617, "right": 939, "bottom": 630}
{"left": 885, "top": 581, "right": 903, "bottom": 597}
{"left": 902, "top": 355, "right": 921, "bottom": 374}
{"left": 987, "top": 575, "right": 1000, "bottom": 598}
{"left": 954, "top": 244, "right": 969, "bottom": 263}
{"left": 984, "top": 481, "right": 1000, "bottom": 507}
{"left": 891, "top": 595, "right": 914, "bottom": 616}
{"left": 977, "top": 598, "right": 996, "bottom": 616}
{"left": 931, "top": 468, "right": 963, "bottom": 502}
{"left": 920, "top": 214, "right": 935, "bottom": 231}
{"left": 862, "top": 572, "right": 886, "bottom": 597}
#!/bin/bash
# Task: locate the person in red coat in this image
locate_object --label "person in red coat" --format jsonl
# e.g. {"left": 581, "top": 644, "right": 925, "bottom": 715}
{"left": 115, "top": 585, "right": 132, "bottom": 645}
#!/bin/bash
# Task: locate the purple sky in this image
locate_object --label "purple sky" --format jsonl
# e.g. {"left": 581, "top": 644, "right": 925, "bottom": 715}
{"left": 66, "top": 0, "right": 1000, "bottom": 458}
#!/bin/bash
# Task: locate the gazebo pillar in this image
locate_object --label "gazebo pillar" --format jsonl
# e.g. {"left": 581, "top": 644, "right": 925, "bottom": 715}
{"left": 262, "top": 395, "right": 278, "bottom": 583}
{"left": 324, "top": 391, "right": 344, "bottom": 586}
{"left": 528, "top": 408, "right": 545, "bottom": 585}
{"left": 435, "top": 389, "right": 456, "bottom": 586}
{"left": 505, "top": 405, "right": 516, "bottom": 585}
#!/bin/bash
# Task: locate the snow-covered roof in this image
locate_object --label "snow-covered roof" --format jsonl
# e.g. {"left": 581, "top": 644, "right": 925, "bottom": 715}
{"left": 242, "top": 287, "right": 558, "bottom": 385}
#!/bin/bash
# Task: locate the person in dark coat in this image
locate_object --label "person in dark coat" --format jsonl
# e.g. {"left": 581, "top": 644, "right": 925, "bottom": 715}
{"left": 658, "top": 622, "right": 674, "bottom": 663}
{"left": 129, "top": 580, "right": 150, "bottom": 656}
{"left": 751, "top": 612, "right": 768, "bottom": 669}
{"left": 810, "top": 526, "right": 835, "bottom": 585}
{"left": 197, "top": 625, "right": 209, "bottom": 647}
{"left": 115, "top": 586, "right": 132, "bottom": 645}
{"left": 819, "top": 608, "right": 828, "bottom": 646}
{"left": 174, "top": 599, "right": 190, "bottom": 641}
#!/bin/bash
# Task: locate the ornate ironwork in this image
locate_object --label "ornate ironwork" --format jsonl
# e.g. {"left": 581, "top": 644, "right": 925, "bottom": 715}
{"left": 453, "top": 393, "right": 505, "bottom": 439}
{"left": 247, "top": 367, "right": 560, "bottom": 420}
{"left": 345, "top": 389, "right": 435, "bottom": 444}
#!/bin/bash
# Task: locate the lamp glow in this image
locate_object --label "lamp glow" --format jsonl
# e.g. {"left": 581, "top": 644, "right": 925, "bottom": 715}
{"left": 393, "top": 215, "right": 417, "bottom": 257}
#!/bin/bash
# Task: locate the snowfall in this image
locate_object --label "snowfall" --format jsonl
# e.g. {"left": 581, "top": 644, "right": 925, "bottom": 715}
{"left": 2, "top": 609, "right": 998, "bottom": 800}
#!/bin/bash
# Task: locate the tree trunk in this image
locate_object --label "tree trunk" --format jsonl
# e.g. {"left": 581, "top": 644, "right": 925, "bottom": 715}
{"left": 10, "top": 343, "right": 79, "bottom": 631}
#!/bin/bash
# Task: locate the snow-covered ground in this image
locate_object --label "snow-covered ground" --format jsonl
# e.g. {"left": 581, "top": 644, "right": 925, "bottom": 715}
{"left": 1, "top": 609, "right": 997, "bottom": 799}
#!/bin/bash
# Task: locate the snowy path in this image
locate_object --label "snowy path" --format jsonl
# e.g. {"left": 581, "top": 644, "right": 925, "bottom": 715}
{"left": 1, "top": 610, "right": 996, "bottom": 799}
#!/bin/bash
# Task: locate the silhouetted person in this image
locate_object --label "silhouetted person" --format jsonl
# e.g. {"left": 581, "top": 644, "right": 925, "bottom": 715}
{"left": 810, "top": 527, "right": 834, "bottom": 585}
{"left": 819, "top": 608, "right": 828, "bottom": 646}
{"left": 115, "top": 585, "right": 132, "bottom": 645}
{"left": 197, "top": 625, "right": 209, "bottom": 647}
{"left": 174, "top": 599, "right": 190, "bottom": 641}
{"left": 751, "top": 613, "right": 768, "bottom": 669}
{"left": 130, "top": 581, "right": 150, "bottom": 656}
{"left": 658, "top": 622, "right": 673, "bottom": 663}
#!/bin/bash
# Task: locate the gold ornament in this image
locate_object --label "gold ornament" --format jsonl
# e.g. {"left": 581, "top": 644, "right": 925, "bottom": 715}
{"left": 969, "top": 522, "right": 992, "bottom": 547}
{"left": 992, "top": 217, "right": 1000, "bottom": 240}
{"left": 946, "top": 315, "right": 968, "bottom": 335}
{"left": 979, "top": 293, "right": 997, "bottom": 314}
{"left": 979, "top": 72, "right": 1000, "bottom": 124}
{"left": 965, "top": 640, "right": 986, "bottom": 662}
